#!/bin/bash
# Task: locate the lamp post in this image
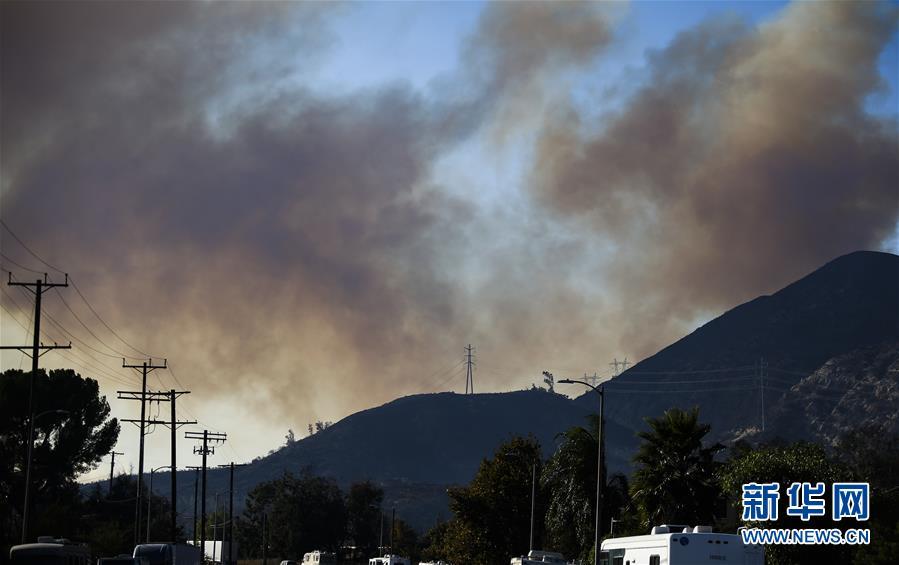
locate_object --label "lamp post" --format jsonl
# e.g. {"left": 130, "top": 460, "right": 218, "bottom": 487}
{"left": 556, "top": 374, "right": 604, "bottom": 565}
{"left": 147, "top": 465, "right": 171, "bottom": 542}
{"left": 23, "top": 409, "right": 69, "bottom": 540}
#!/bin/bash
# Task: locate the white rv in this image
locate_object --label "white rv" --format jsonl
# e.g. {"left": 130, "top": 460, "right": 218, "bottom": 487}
{"left": 600, "top": 525, "right": 764, "bottom": 565}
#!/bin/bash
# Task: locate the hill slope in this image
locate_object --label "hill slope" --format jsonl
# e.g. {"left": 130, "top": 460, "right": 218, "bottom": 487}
{"left": 169, "top": 250, "right": 897, "bottom": 531}
{"left": 591, "top": 250, "right": 899, "bottom": 451}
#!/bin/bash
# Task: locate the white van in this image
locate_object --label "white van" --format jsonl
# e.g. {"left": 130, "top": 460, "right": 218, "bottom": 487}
{"left": 303, "top": 551, "right": 336, "bottom": 564}
{"left": 600, "top": 525, "right": 764, "bottom": 565}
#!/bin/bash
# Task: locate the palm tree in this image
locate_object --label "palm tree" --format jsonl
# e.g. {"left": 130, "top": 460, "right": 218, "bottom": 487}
{"left": 542, "top": 416, "right": 630, "bottom": 562}
{"left": 629, "top": 407, "right": 722, "bottom": 529}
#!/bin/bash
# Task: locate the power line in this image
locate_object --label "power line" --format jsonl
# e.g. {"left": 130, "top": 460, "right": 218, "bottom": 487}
{"left": 2, "top": 220, "right": 158, "bottom": 360}
{"left": 52, "top": 288, "right": 142, "bottom": 359}
{"left": 620, "top": 365, "right": 756, "bottom": 375}
{"left": 0, "top": 253, "right": 46, "bottom": 275}
{"left": 0, "top": 219, "right": 65, "bottom": 273}
{"left": 68, "top": 276, "right": 160, "bottom": 359}
{"left": 1, "top": 294, "right": 136, "bottom": 387}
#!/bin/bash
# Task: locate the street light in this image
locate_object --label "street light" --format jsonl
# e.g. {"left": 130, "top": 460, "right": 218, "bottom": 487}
{"left": 147, "top": 465, "right": 172, "bottom": 542}
{"left": 22, "top": 409, "right": 69, "bottom": 541}
{"left": 555, "top": 373, "right": 604, "bottom": 565}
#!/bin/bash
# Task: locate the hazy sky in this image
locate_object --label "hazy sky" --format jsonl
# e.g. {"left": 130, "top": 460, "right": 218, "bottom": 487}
{"left": 1, "top": 0, "right": 897, "bottom": 483}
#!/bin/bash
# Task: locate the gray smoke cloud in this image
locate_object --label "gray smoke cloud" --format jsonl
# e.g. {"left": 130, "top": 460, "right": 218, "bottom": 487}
{"left": 531, "top": 0, "right": 899, "bottom": 355}
{"left": 0, "top": 0, "right": 896, "bottom": 460}
{"left": 0, "top": 1, "right": 614, "bottom": 431}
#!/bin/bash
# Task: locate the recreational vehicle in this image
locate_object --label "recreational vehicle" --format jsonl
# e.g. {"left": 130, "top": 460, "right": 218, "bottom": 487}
{"left": 10, "top": 537, "right": 91, "bottom": 565}
{"left": 600, "top": 525, "right": 764, "bottom": 565}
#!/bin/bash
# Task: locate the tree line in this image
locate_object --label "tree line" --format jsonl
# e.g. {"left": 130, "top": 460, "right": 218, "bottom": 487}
{"left": 2, "top": 367, "right": 897, "bottom": 565}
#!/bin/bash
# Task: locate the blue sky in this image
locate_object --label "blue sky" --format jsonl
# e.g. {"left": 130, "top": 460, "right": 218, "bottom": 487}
{"left": 317, "top": 1, "right": 896, "bottom": 116}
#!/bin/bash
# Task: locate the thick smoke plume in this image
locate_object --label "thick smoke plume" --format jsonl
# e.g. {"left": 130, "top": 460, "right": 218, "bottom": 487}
{"left": 532, "top": 1, "right": 898, "bottom": 354}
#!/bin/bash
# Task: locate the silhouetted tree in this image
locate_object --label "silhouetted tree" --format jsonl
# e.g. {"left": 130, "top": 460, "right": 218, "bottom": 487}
{"left": 346, "top": 481, "right": 384, "bottom": 554}
{"left": 630, "top": 407, "right": 722, "bottom": 529}
{"left": 0, "top": 368, "right": 118, "bottom": 546}
{"left": 836, "top": 427, "right": 899, "bottom": 565}
{"left": 719, "top": 441, "right": 853, "bottom": 565}
{"left": 237, "top": 471, "right": 346, "bottom": 558}
{"left": 435, "top": 436, "right": 544, "bottom": 564}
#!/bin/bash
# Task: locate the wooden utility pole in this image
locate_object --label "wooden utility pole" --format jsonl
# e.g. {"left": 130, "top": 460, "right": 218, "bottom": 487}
{"left": 108, "top": 451, "right": 124, "bottom": 494}
{"left": 186, "top": 429, "right": 226, "bottom": 558}
{"left": 1, "top": 273, "right": 70, "bottom": 543}
{"left": 118, "top": 358, "right": 168, "bottom": 544}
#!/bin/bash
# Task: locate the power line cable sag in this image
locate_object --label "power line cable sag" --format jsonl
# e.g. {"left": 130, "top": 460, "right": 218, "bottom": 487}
{"left": 0, "top": 253, "right": 46, "bottom": 275}
{"left": 0, "top": 219, "right": 66, "bottom": 274}
{"left": 2, "top": 220, "right": 160, "bottom": 359}
{"left": 0, "top": 299, "right": 135, "bottom": 387}
{"left": 11, "top": 286, "right": 140, "bottom": 383}
{"left": 51, "top": 288, "right": 143, "bottom": 360}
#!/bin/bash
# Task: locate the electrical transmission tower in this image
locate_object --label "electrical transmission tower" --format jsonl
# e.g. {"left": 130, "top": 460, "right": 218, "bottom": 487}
{"left": 186, "top": 429, "right": 227, "bottom": 556}
{"left": 464, "top": 344, "right": 475, "bottom": 394}
{"left": 117, "top": 358, "right": 168, "bottom": 545}
{"left": 121, "top": 388, "right": 194, "bottom": 542}
{"left": 0, "top": 272, "right": 71, "bottom": 543}
{"left": 609, "top": 357, "right": 630, "bottom": 377}
{"left": 585, "top": 372, "right": 600, "bottom": 387}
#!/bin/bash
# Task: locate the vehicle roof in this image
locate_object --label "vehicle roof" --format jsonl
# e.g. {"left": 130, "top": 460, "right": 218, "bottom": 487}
{"left": 602, "top": 532, "right": 744, "bottom": 548}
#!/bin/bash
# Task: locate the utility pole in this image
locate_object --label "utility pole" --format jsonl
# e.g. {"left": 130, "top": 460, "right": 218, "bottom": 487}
{"left": 1, "top": 272, "right": 71, "bottom": 543}
{"left": 186, "top": 430, "right": 227, "bottom": 559}
{"left": 117, "top": 358, "right": 170, "bottom": 545}
{"left": 390, "top": 507, "right": 396, "bottom": 553}
{"left": 123, "top": 389, "right": 194, "bottom": 541}
{"left": 218, "top": 462, "right": 246, "bottom": 565}
{"left": 108, "top": 451, "right": 124, "bottom": 495}
{"left": 187, "top": 466, "right": 202, "bottom": 545}
{"left": 464, "top": 344, "right": 475, "bottom": 394}
{"left": 529, "top": 461, "right": 536, "bottom": 552}
{"left": 261, "top": 512, "right": 268, "bottom": 565}
{"left": 758, "top": 357, "right": 767, "bottom": 433}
